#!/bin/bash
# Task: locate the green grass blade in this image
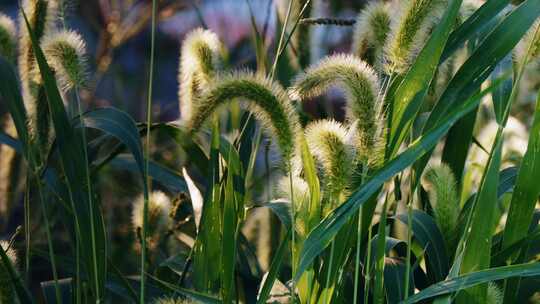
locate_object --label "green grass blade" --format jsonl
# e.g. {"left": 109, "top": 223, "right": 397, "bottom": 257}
{"left": 401, "top": 262, "right": 540, "bottom": 303}
{"left": 21, "top": 9, "right": 107, "bottom": 301}
{"left": 395, "top": 211, "right": 449, "bottom": 282}
{"left": 456, "top": 134, "right": 502, "bottom": 303}
{"left": 388, "top": 0, "right": 463, "bottom": 157}
{"left": 502, "top": 91, "right": 540, "bottom": 253}
{"left": 414, "top": 0, "right": 540, "bottom": 184}
{"left": 441, "top": 0, "right": 510, "bottom": 61}
{"left": 257, "top": 228, "right": 292, "bottom": 304}
{"left": 294, "top": 82, "right": 499, "bottom": 282}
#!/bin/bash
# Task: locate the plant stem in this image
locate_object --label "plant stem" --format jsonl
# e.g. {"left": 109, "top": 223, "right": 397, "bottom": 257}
{"left": 141, "top": 0, "right": 157, "bottom": 302}
{"left": 288, "top": 164, "right": 296, "bottom": 304}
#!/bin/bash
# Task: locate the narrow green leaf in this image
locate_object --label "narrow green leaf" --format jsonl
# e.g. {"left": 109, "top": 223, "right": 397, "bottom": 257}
{"left": 457, "top": 135, "right": 502, "bottom": 303}
{"left": 401, "top": 262, "right": 540, "bottom": 304}
{"left": 21, "top": 9, "right": 107, "bottom": 300}
{"left": 294, "top": 82, "right": 499, "bottom": 282}
{"left": 441, "top": 0, "right": 511, "bottom": 61}
{"left": 395, "top": 211, "right": 449, "bottom": 282}
{"left": 257, "top": 228, "right": 292, "bottom": 304}
{"left": 388, "top": 0, "right": 463, "bottom": 157}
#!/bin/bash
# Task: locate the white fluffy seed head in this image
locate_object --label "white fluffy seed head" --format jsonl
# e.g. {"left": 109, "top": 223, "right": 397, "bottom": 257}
{"left": 41, "top": 30, "right": 87, "bottom": 91}
{"left": 188, "top": 71, "right": 300, "bottom": 166}
{"left": 289, "top": 54, "right": 382, "bottom": 157}
{"left": 0, "top": 13, "right": 17, "bottom": 63}
{"left": 352, "top": 2, "right": 392, "bottom": 68}
{"left": 131, "top": 191, "right": 172, "bottom": 237}
{"left": 305, "top": 119, "right": 355, "bottom": 200}
{"left": 383, "top": 0, "right": 447, "bottom": 74}
{"left": 179, "top": 28, "right": 224, "bottom": 122}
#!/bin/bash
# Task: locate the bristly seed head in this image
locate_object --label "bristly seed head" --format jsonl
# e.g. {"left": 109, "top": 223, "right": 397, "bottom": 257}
{"left": 289, "top": 54, "right": 381, "bottom": 158}
{"left": 42, "top": 30, "right": 87, "bottom": 91}
{"left": 305, "top": 119, "right": 355, "bottom": 201}
{"left": 384, "top": 0, "right": 446, "bottom": 74}
{"left": 0, "top": 240, "right": 17, "bottom": 304}
{"left": 179, "top": 28, "right": 224, "bottom": 123}
{"left": 423, "top": 164, "right": 459, "bottom": 252}
{"left": 132, "top": 191, "right": 172, "bottom": 238}
{"left": 352, "top": 2, "right": 392, "bottom": 68}
{"left": 0, "top": 13, "right": 17, "bottom": 63}
{"left": 188, "top": 71, "right": 300, "bottom": 166}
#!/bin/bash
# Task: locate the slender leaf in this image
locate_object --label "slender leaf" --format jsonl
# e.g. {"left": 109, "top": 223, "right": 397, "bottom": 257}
{"left": 294, "top": 81, "right": 501, "bottom": 282}
{"left": 401, "top": 262, "right": 540, "bottom": 303}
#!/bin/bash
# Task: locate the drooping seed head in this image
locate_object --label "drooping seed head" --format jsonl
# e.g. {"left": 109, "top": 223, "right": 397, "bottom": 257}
{"left": 289, "top": 54, "right": 381, "bottom": 158}
{"left": 0, "top": 13, "right": 17, "bottom": 63}
{"left": 179, "top": 28, "right": 224, "bottom": 122}
{"left": 188, "top": 71, "right": 300, "bottom": 166}
{"left": 0, "top": 117, "right": 21, "bottom": 219}
{"left": 423, "top": 164, "right": 459, "bottom": 252}
{"left": 132, "top": 191, "right": 172, "bottom": 237}
{"left": 41, "top": 30, "right": 87, "bottom": 91}
{"left": 384, "top": 0, "right": 446, "bottom": 74}
{"left": 305, "top": 119, "right": 355, "bottom": 200}
{"left": 352, "top": 2, "right": 392, "bottom": 68}
{"left": 0, "top": 240, "right": 17, "bottom": 304}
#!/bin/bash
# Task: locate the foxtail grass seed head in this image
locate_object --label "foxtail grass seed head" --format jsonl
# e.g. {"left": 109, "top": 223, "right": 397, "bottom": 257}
{"left": 153, "top": 297, "right": 194, "bottom": 304}
{"left": 305, "top": 119, "right": 355, "bottom": 200}
{"left": 487, "top": 282, "right": 503, "bottom": 304}
{"left": 352, "top": 2, "right": 391, "bottom": 67}
{"left": 18, "top": 0, "right": 58, "bottom": 156}
{"left": 0, "top": 117, "right": 21, "bottom": 219}
{"left": 188, "top": 71, "right": 300, "bottom": 165}
{"left": 42, "top": 30, "right": 87, "bottom": 91}
{"left": 516, "top": 19, "right": 540, "bottom": 60}
{"left": 384, "top": 0, "right": 446, "bottom": 74}
{"left": 0, "top": 240, "right": 17, "bottom": 304}
{"left": 0, "top": 13, "right": 17, "bottom": 63}
{"left": 289, "top": 54, "right": 381, "bottom": 157}
{"left": 132, "top": 191, "right": 172, "bottom": 238}
{"left": 179, "top": 28, "right": 224, "bottom": 122}
{"left": 424, "top": 164, "right": 459, "bottom": 251}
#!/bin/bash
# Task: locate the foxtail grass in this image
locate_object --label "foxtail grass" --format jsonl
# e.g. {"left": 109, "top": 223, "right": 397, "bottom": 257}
{"left": 0, "top": 13, "right": 17, "bottom": 63}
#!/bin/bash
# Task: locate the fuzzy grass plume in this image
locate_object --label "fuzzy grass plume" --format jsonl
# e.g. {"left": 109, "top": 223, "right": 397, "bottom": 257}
{"left": 0, "top": 13, "right": 17, "bottom": 63}
{"left": 289, "top": 54, "right": 381, "bottom": 158}
{"left": 0, "top": 240, "right": 17, "bottom": 304}
{"left": 352, "top": 2, "right": 392, "bottom": 67}
{"left": 42, "top": 30, "right": 87, "bottom": 92}
{"left": 305, "top": 119, "right": 355, "bottom": 201}
{"left": 384, "top": 0, "right": 446, "bottom": 74}
{"left": 132, "top": 191, "right": 172, "bottom": 240}
{"left": 18, "top": 0, "right": 58, "bottom": 156}
{"left": 179, "top": 28, "right": 224, "bottom": 122}
{"left": 423, "top": 164, "right": 459, "bottom": 251}
{"left": 188, "top": 71, "right": 300, "bottom": 164}
{"left": 0, "top": 117, "right": 22, "bottom": 221}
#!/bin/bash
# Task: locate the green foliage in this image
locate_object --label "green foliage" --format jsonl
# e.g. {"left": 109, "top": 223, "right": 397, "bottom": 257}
{"left": 1, "top": 1, "right": 540, "bottom": 303}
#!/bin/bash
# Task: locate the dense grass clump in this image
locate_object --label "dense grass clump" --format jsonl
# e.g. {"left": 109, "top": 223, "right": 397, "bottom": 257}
{"left": 1, "top": 0, "right": 540, "bottom": 303}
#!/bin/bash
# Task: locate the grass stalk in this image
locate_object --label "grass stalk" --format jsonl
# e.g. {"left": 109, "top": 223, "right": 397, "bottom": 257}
{"left": 141, "top": 0, "right": 157, "bottom": 301}
{"left": 288, "top": 164, "right": 296, "bottom": 303}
